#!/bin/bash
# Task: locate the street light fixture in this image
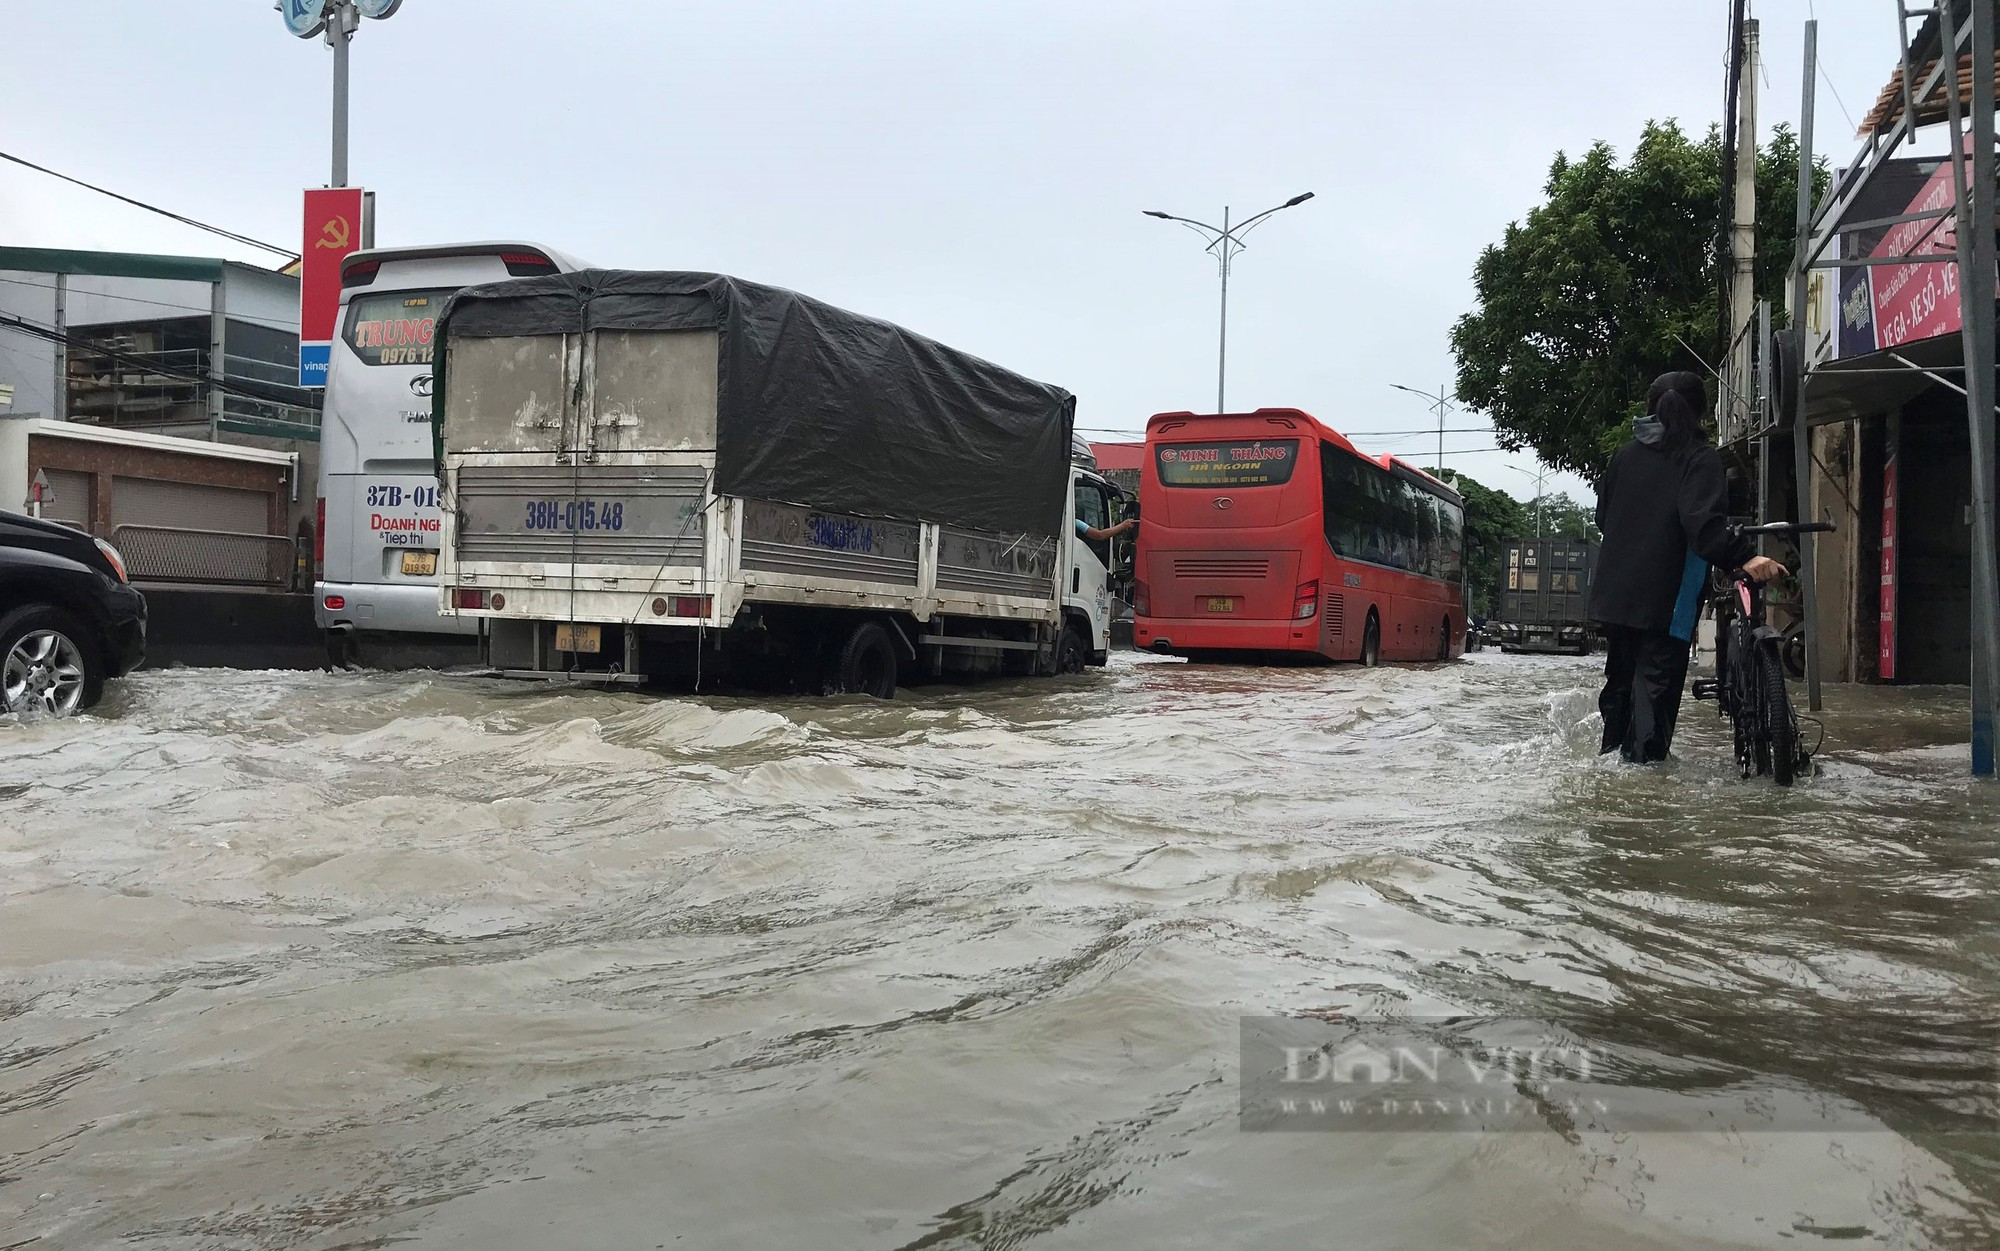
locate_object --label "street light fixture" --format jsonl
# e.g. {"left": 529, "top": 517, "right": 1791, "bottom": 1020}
{"left": 1389, "top": 382, "right": 1457, "bottom": 474}
{"left": 1143, "top": 192, "right": 1315, "bottom": 414}
{"left": 1501, "top": 462, "right": 1552, "bottom": 537}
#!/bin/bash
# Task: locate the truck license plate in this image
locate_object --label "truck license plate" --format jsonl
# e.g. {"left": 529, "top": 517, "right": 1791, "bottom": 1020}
{"left": 555, "top": 623, "right": 601, "bottom": 654}
{"left": 400, "top": 550, "right": 437, "bottom": 576}
{"left": 1206, "top": 597, "right": 1235, "bottom": 613}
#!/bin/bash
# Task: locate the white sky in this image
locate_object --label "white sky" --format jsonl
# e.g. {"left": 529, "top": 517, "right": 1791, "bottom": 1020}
{"left": 1, "top": 1, "right": 1905, "bottom": 504}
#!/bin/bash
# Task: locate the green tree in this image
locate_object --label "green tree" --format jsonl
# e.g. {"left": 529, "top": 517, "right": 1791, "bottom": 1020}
{"left": 1449, "top": 121, "right": 1826, "bottom": 478}
{"left": 1438, "top": 469, "right": 1528, "bottom": 618}
{"left": 1526, "top": 492, "right": 1602, "bottom": 543}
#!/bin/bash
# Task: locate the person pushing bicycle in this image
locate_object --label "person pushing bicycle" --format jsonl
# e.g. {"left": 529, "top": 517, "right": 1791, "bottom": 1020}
{"left": 1588, "top": 371, "right": 1787, "bottom": 763}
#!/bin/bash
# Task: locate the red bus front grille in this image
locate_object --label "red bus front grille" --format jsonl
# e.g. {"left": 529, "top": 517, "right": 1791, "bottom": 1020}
{"left": 1171, "top": 555, "right": 1270, "bottom": 580}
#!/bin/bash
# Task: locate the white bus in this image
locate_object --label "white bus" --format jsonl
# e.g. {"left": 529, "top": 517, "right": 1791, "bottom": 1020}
{"left": 315, "top": 242, "right": 585, "bottom": 666}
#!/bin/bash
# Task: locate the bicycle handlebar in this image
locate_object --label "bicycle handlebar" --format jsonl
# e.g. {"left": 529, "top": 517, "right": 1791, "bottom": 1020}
{"left": 1734, "top": 520, "right": 1836, "bottom": 536}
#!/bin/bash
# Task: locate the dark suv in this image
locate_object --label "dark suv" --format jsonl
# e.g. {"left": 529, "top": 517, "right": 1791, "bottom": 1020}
{"left": 1, "top": 510, "right": 146, "bottom": 715}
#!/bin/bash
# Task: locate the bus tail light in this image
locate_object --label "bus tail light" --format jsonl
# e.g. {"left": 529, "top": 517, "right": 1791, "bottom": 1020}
{"left": 323, "top": 594, "right": 346, "bottom": 611}
{"left": 314, "top": 498, "right": 326, "bottom": 566}
{"left": 1292, "top": 580, "right": 1319, "bottom": 621}
{"left": 454, "top": 588, "right": 487, "bottom": 610}
{"left": 1132, "top": 580, "right": 1151, "bottom": 617}
{"left": 671, "top": 595, "right": 712, "bottom": 618}
{"left": 341, "top": 259, "right": 380, "bottom": 287}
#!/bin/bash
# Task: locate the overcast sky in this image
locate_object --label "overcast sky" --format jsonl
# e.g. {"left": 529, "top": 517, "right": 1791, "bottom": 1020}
{"left": 3, "top": 1, "right": 1905, "bottom": 502}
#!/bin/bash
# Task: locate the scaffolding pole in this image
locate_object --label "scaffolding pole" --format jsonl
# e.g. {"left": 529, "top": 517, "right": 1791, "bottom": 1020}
{"left": 1791, "top": 20, "right": 1825, "bottom": 711}
{"left": 1939, "top": 0, "right": 2000, "bottom": 776}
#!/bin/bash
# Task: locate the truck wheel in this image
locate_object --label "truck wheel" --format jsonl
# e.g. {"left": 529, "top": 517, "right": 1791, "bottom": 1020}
{"left": 833, "top": 620, "right": 899, "bottom": 698}
{"left": 1, "top": 604, "right": 100, "bottom": 716}
{"left": 1052, "top": 626, "right": 1086, "bottom": 675}
{"left": 1360, "top": 611, "right": 1381, "bottom": 667}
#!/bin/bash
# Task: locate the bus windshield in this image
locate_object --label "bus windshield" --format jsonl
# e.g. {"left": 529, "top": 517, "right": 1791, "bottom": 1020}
{"left": 1155, "top": 439, "right": 1299, "bottom": 488}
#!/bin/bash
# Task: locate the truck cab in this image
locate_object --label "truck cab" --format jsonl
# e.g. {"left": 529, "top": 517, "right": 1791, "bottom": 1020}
{"left": 1066, "top": 451, "right": 1120, "bottom": 666}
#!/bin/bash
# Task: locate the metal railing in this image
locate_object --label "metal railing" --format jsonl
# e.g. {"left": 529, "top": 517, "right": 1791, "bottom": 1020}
{"left": 111, "top": 524, "right": 295, "bottom": 590}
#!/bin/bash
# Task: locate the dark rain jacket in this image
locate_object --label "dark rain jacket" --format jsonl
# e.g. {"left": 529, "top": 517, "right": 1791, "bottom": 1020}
{"left": 1587, "top": 419, "right": 1755, "bottom": 635}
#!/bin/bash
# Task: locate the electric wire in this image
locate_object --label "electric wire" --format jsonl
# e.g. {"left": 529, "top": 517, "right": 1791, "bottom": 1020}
{"left": 0, "top": 149, "right": 298, "bottom": 261}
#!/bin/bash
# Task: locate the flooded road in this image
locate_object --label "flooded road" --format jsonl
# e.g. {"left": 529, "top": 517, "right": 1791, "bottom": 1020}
{"left": 3, "top": 652, "right": 1997, "bottom": 1249}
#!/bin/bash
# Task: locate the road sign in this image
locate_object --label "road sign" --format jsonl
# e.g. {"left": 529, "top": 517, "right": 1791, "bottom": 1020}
{"left": 279, "top": 0, "right": 328, "bottom": 38}
{"left": 300, "top": 186, "right": 367, "bottom": 387}
{"left": 356, "top": 0, "right": 404, "bottom": 17}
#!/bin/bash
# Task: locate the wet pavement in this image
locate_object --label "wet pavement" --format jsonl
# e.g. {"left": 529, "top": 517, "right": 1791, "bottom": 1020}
{"left": 2, "top": 651, "right": 1996, "bottom": 1249}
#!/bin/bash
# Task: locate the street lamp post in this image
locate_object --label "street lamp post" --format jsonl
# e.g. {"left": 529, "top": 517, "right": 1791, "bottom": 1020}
{"left": 277, "top": 0, "right": 404, "bottom": 187}
{"left": 1502, "top": 462, "right": 1551, "bottom": 537}
{"left": 1390, "top": 382, "right": 1456, "bottom": 473}
{"left": 1144, "top": 193, "right": 1314, "bottom": 415}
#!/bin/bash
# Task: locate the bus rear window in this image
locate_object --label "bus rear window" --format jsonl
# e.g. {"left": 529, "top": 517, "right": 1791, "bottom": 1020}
{"left": 1154, "top": 439, "right": 1299, "bottom": 488}
{"left": 342, "top": 289, "right": 451, "bottom": 366}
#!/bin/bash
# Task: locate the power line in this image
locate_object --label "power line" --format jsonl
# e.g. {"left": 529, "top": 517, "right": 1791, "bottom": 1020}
{"left": 0, "top": 275, "right": 302, "bottom": 333}
{"left": 1820, "top": 63, "right": 1858, "bottom": 134}
{"left": 0, "top": 149, "right": 298, "bottom": 262}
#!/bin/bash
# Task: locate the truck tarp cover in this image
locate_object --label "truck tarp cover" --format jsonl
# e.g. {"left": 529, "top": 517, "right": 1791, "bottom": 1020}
{"left": 436, "top": 270, "right": 1075, "bottom": 537}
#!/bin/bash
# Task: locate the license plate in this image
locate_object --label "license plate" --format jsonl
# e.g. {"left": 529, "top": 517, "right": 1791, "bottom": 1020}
{"left": 400, "top": 550, "right": 437, "bottom": 576}
{"left": 1206, "top": 597, "right": 1236, "bottom": 613}
{"left": 555, "top": 623, "right": 601, "bottom": 654}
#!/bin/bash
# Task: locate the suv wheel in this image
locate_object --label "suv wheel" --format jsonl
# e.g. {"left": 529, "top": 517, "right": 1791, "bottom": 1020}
{"left": 1, "top": 604, "right": 98, "bottom": 716}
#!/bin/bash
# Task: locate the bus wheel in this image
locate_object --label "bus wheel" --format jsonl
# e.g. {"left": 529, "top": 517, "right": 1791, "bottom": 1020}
{"left": 1438, "top": 618, "right": 1451, "bottom": 662}
{"left": 833, "top": 619, "right": 899, "bottom": 698}
{"left": 1360, "top": 612, "right": 1381, "bottom": 668}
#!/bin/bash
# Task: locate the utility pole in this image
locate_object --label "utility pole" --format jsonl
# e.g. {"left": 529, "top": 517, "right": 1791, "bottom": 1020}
{"left": 1727, "top": 18, "right": 1761, "bottom": 441}
{"left": 1144, "top": 193, "right": 1315, "bottom": 415}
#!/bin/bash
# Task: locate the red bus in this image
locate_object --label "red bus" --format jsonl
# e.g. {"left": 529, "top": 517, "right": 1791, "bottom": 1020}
{"left": 1131, "top": 408, "right": 1466, "bottom": 664}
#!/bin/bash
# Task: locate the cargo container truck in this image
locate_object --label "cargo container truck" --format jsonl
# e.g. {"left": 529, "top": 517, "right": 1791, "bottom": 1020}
{"left": 1492, "top": 537, "right": 1599, "bottom": 654}
{"left": 430, "top": 270, "right": 1118, "bottom": 695}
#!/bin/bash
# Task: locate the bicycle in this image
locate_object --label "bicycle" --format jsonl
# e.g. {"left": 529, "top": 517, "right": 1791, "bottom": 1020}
{"left": 1690, "top": 519, "right": 1835, "bottom": 786}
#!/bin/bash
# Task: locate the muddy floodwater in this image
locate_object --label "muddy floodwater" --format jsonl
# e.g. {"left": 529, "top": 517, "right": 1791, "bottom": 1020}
{"left": 3, "top": 652, "right": 1998, "bottom": 1249}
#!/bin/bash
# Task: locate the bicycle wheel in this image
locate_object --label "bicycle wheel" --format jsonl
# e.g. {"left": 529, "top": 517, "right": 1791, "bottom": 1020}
{"left": 1757, "top": 642, "right": 1798, "bottom": 787}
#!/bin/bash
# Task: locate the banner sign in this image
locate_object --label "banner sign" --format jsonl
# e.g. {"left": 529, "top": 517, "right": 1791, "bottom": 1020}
{"left": 1867, "top": 156, "right": 1963, "bottom": 350}
{"left": 1838, "top": 144, "right": 1994, "bottom": 357}
{"left": 299, "top": 187, "right": 367, "bottom": 387}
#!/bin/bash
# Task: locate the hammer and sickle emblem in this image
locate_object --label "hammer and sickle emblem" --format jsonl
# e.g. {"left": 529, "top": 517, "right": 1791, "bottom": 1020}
{"left": 316, "top": 215, "right": 351, "bottom": 250}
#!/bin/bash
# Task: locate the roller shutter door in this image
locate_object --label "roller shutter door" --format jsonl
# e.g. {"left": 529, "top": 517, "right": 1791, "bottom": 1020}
{"left": 38, "top": 468, "right": 94, "bottom": 532}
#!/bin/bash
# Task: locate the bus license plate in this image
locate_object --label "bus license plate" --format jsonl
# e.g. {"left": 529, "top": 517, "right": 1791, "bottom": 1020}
{"left": 555, "top": 624, "right": 601, "bottom": 654}
{"left": 1206, "top": 597, "right": 1235, "bottom": 613}
{"left": 400, "top": 550, "right": 437, "bottom": 576}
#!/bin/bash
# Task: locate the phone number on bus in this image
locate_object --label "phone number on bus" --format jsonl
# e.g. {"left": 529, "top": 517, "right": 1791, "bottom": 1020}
{"left": 524, "top": 500, "right": 627, "bottom": 532}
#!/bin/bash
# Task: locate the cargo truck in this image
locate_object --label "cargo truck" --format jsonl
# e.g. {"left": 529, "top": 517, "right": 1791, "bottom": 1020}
{"left": 1492, "top": 538, "right": 1598, "bottom": 654}
{"left": 430, "top": 270, "right": 1118, "bottom": 695}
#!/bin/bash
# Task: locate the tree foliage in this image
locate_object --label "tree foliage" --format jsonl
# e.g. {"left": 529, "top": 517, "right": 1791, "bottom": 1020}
{"left": 1438, "top": 469, "right": 1528, "bottom": 617}
{"left": 1449, "top": 121, "right": 1826, "bottom": 478}
{"left": 1527, "top": 492, "right": 1602, "bottom": 543}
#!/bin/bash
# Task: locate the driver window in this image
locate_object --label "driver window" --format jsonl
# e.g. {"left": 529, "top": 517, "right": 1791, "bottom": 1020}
{"left": 1075, "top": 480, "right": 1108, "bottom": 531}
